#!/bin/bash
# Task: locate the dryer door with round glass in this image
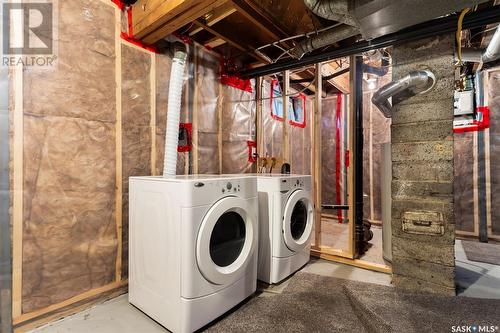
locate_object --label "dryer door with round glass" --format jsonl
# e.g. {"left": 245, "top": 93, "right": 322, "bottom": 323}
{"left": 196, "top": 196, "right": 255, "bottom": 285}
{"left": 282, "top": 189, "right": 314, "bottom": 252}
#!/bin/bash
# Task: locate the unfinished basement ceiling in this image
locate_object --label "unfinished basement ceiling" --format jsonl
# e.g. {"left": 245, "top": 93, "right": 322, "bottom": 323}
{"left": 130, "top": 0, "right": 498, "bottom": 75}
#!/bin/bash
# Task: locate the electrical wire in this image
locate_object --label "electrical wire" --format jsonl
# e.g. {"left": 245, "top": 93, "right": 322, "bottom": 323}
{"left": 456, "top": 7, "right": 471, "bottom": 65}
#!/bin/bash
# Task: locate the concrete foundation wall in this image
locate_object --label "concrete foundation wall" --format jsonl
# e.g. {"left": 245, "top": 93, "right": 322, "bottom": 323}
{"left": 391, "top": 35, "right": 455, "bottom": 295}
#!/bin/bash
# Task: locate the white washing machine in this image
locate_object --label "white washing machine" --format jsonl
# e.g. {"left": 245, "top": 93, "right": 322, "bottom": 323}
{"left": 129, "top": 175, "right": 258, "bottom": 333}
{"left": 256, "top": 174, "right": 314, "bottom": 284}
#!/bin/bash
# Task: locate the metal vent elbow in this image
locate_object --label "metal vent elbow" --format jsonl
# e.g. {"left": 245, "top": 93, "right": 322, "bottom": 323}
{"left": 371, "top": 70, "right": 436, "bottom": 118}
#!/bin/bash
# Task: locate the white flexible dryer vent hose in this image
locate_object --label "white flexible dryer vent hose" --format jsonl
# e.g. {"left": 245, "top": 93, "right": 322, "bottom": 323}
{"left": 163, "top": 48, "right": 187, "bottom": 177}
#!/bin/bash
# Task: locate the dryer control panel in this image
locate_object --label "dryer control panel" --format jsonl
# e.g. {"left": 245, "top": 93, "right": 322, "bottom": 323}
{"left": 278, "top": 177, "right": 307, "bottom": 192}
{"left": 190, "top": 177, "right": 257, "bottom": 200}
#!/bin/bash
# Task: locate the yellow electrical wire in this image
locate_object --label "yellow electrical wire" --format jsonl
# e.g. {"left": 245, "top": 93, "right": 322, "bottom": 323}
{"left": 456, "top": 7, "right": 470, "bottom": 65}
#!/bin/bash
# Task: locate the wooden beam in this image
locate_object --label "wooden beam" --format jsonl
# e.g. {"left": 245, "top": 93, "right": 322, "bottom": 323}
{"left": 312, "top": 63, "right": 322, "bottom": 247}
{"left": 230, "top": 0, "right": 287, "bottom": 41}
{"left": 256, "top": 76, "right": 264, "bottom": 170}
{"left": 137, "top": 0, "right": 227, "bottom": 43}
{"left": 311, "top": 248, "right": 392, "bottom": 274}
{"left": 12, "top": 56, "right": 23, "bottom": 320}
{"left": 283, "top": 70, "right": 290, "bottom": 162}
{"left": 192, "top": 20, "right": 270, "bottom": 64}
{"left": 189, "top": 2, "right": 236, "bottom": 36}
{"left": 204, "top": 37, "right": 226, "bottom": 48}
{"left": 114, "top": 5, "right": 123, "bottom": 284}
{"left": 193, "top": 19, "right": 245, "bottom": 51}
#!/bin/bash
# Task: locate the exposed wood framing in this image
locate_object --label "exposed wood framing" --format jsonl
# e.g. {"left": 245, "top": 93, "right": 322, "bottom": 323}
{"left": 115, "top": 9, "right": 123, "bottom": 283}
{"left": 282, "top": 70, "right": 290, "bottom": 162}
{"left": 312, "top": 63, "right": 322, "bottom": 247}
{"left": 217, "top": 82, "right": 223, "bottom": 173}
{"left": 229, "top": 0, "right": 286, "bottom": 41}
{"left": 132, "top": 0, "right": 223, "bottom": 38}
{"left": 205, "top": 37, "right": 226, "bottom": 48}
{"left": 189, "top": 2, "right": 237, "bottom": 36}
{"left": 192, "top": 48, "right": 199, "bottom": 174}
{"left": 311, "top": 249, "right": 392, "bottom": 274}
{"left": 12, "top": 62, "right": 23, "bottom": 319}
{"left": 256, "top": 77, "right": 264, "bottom": 170}
{"left": 136, "top": 0, "right": 228, "bottom": 44}
{"left": 150, "top": 53, "right": 157, "bottom": 175}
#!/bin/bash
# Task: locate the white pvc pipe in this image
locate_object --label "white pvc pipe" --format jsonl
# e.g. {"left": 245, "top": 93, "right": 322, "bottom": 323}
{"left": 163, "top": 49, "right": 187, "bottom": 177}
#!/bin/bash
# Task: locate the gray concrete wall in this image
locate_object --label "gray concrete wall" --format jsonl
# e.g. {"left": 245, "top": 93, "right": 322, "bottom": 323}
{"left": 391, "top": 35, "right": 455, "bottom": 295}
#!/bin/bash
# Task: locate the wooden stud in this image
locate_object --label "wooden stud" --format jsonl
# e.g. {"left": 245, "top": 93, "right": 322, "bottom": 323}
{"left": 312, "top": 63, "right": 322, "bottom": 247}
{"left": 192, "top": 47, "right": 199, "bottom": 174}
{"left": 150, "top": 53, "right": 157, "bottom": 175}
{"left": 282, "top": 70, "right": 290, "bottom": 163}
{"left": 255, "top": 77, "right": 264, "bottom": 170}
{"left": 217, "top": 79, "right": 224, "bottom": 174}
{"left": 115, "top": 7, "right": 123, "bottom": 283}
{"left": 12, "top": 61, "right": 23, "bottom": 319}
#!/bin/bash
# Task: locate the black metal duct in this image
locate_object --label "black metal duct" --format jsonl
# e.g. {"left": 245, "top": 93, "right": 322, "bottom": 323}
{"left": 354, "top": 56, "right": 366, "bottom": 256}
{"left": 241, "top": 5, "right": 500, "bottom": 78}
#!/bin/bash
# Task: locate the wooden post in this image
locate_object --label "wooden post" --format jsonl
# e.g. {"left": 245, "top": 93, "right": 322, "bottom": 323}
{"left": 217, "top": 81, "right": 224, "bottom": 174}
{"left": 255, "top": 77, "right": 263, "bottom": 172}
{"left": 312, "top": 64, "right": 322, "bottom": 248}
{"left": 150, "top": 53, "right": 157, "bottom": 175}
{"left": 12, "top": 62, "right": 23, "bottom": 319}
{"left": 114, "top": 8, "right": 123, "bottom": 283}
{"left": 192, "top": 47, "right": 199, "bottom": 174}
{"left": 282, "top": 70, "right": 290, "bottom": 162}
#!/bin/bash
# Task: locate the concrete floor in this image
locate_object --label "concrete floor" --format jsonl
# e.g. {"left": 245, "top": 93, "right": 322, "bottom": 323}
{"left": 30, "top": 241, "right": 500, "bottom": 333}
{"left": 455, "top": 239, "right": 500, "bottom": 299}
{"left": 29, "top": 259, "right": 392, "bottom": 333}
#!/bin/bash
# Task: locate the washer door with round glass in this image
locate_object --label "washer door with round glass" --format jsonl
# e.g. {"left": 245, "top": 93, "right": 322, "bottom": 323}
{"left": 282, "top": 190, "right": 314, "bottom": 252}
{"left": 196, "top": 196, "right": 255, "bottom": 285}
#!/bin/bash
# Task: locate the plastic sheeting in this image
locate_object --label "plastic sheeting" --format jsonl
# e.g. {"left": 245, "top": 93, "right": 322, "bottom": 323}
{"left": 222, "top": 82, "right": 256, "bottom": 174}
{"left": 321, "top": 95, "right": 349, "bottom": 214}
{"left": 362, "top": 88, "right": 391, "bottom": 223}
{"left": 261, "top": 79, "right": 284, "bottom": 161}
{"left": 289, "top": 97, "right": 313, "bottom": 175}
{"left": 195, "top": 46, "right": 220, "bottom": 174}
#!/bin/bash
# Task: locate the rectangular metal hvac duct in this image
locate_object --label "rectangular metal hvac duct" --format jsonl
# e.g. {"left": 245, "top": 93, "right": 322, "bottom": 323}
{"left": 353, "top": 0, "right": 490, "bottom": 40}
